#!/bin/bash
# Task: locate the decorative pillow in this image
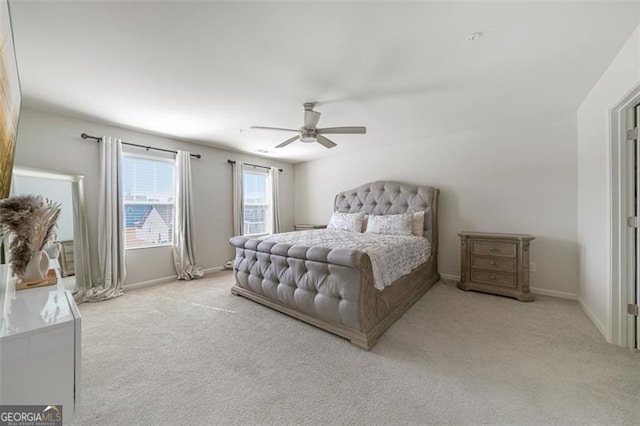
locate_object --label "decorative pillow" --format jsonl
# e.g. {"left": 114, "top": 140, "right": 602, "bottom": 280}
{"left": 365, "top": 213, "right": 413, "bottom": 236}
{"left": 327, "top": 212, "right": 365, "bottom": 233}
{"left": 412, "top": 211, "right": 425, "bottom": 237}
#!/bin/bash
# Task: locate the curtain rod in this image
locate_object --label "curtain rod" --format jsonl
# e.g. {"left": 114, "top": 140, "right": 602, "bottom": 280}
{"left": 81, "top": 133, "right": 202, "bottom": 159}
{"left": 227, "top": 159, "right": 283, "bottom": 172}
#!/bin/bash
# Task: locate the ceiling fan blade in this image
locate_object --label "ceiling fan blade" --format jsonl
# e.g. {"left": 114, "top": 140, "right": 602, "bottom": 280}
{"left": 304, "top": 110, "right": 321, "bottom": 128}
{"left": 316, "top": 135, "right": 337, "bottom": 149}
{"left": 275, "top": 135, "right": 300, "bottom": 148}
{"left": 250, "top": 126, "right": 299, "bottom": 132}
{"left": 317, "top": 126, "right": 366, "bottom": 134}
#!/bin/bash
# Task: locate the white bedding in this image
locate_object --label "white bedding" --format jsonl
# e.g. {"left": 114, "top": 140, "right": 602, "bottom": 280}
{"left": 261, "top": 229, "right": 431, "bottom": 290}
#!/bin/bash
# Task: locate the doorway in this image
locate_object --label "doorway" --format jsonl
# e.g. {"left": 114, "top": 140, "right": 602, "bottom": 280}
{"left": 633, "top": 103, "right": 640, "bottom": 350}
{"left": 610, "top": 83, "right": 640, "bottom": 350}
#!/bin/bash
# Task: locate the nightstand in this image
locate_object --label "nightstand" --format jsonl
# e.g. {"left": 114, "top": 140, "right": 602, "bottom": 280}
{"left": 294, "top": 224, "right": 327, "bottom": 231}
{"left": 457, "top": 232, "right": 535, "bottom": 302}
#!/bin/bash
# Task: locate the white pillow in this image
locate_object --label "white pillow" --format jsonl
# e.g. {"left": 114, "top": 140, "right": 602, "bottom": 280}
{"left": 327, "top": 212, "right": 365, "bottom": 233}
{"left": 412, "top": 211, "right": 425, "bottom": 237}
{"left": 364, "top": 211, "right": 425, "bottom": 235}
{"left": 365, "top": 213, "right": 413, "bottom": 236}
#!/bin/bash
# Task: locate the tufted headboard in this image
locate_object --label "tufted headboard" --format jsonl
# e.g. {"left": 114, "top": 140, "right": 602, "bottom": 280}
{"left": 333, "top": 181, "right": 440, "bottom": 252}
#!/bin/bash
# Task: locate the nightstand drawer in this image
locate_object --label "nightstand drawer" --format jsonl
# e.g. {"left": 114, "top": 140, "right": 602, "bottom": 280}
{"left": 471, "top": 269, "right": 517, "bottom": 288}
{"left": 471, "top": 255, "right": 516, "bottom": 272}
{"left": 471, "top": 240, "right": 517, "bottom": 257}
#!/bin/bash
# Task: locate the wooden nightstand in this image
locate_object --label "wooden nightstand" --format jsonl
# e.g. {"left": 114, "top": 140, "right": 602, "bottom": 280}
{"left": 294, "top": 224, "right": 327, "bottom": 231}
{"left": 458, "top": 232, "right": 535, "bottom": 302}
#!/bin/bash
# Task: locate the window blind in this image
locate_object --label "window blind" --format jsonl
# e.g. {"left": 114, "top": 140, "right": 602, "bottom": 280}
{"left": 122, "top": 154, "right": 175, "bottom": 249}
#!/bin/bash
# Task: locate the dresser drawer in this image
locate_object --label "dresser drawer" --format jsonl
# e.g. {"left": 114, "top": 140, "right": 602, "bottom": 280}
{"left": 471, "top": 269, "right": 517, "bottom": 288}
{"left": 471, "top": 240, "right": 517, "bottom": 257}
{"left": 471, "top": 255, "right": 516, "bottom": 272}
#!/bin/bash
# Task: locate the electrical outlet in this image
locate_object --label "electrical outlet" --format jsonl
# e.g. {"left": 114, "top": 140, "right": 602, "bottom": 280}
{"left": 529, "top": 262, "right": 536, "bottom": 273}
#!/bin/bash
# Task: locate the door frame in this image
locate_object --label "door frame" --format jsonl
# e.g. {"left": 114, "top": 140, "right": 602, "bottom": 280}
{"left": 609, "top": 82, "right": 640, "bottom": 348}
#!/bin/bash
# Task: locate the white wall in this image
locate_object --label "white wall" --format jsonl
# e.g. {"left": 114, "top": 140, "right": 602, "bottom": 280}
{"left": 577, "top": 27, "right": 640, "bottom": 340}
{"left": 14, "top": 107, "right": 295, "bottom": 286}
{"left": 294, "top": 112, "right": 579, "bottom": 298}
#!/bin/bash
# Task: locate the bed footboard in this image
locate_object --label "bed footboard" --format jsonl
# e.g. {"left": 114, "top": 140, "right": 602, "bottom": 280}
{"left": 231, "top": 236, "right": 365, "bottom": 330}
{"left": 230, "top": 236, "right": 439, "bottom": 349}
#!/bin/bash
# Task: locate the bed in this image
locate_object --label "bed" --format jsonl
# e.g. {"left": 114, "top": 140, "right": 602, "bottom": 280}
{"left": 229, "top": 181, "right": 440, "bottom": 349}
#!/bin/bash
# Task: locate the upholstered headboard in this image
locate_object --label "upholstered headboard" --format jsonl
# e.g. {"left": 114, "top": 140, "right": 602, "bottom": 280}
{"left": 333, "top": 181, "right": 439, "bottom": 251}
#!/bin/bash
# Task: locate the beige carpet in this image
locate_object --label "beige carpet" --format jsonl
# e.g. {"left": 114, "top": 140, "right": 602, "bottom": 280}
{"left": 74, "top": 272, "right": 640, "bottom": 424}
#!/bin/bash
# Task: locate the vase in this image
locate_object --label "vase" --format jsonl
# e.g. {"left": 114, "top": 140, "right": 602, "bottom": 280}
{"left": 21, "top": 250, "right": 51, "bottom": 283}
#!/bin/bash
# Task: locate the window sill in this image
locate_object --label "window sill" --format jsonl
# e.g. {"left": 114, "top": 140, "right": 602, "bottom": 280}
{"left": 243, "top": 233, "right": 270, "bottom": 238}
{"left": 125, "top": 243, "right": 172, "bottom": 251}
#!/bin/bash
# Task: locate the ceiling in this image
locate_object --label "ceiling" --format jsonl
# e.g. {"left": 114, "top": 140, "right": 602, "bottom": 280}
{"left": 9, "top": 1, "right": 640, "bottom": 163}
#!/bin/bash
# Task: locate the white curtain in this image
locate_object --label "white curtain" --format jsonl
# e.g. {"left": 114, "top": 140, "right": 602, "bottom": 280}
{"left": 173, "top": 151, "right": 203, "bottom": 280}
{"left": 86, "top": 136, "right": 125, "bottom": 301}
{"left": 232, "top": 161, "right": 244, "bottom": 236}
{"left": 270, "top": 166, "right": 280, "bottom": 234}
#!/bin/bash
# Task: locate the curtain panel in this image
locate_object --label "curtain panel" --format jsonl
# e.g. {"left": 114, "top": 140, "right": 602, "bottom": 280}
{"left": 270, "top": 166, "right": 280, "bottom": 234}
{"left": 86, "top": 136, "right": 126, "bottom": 301}
{"left": 232, "top": 160, "right": 244, "bottom": 236}
{"left": 173, "top": 150, "right": 203, "bottom": 280}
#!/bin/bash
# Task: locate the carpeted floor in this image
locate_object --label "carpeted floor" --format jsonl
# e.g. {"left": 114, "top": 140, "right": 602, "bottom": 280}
{"left": 73, "top": 272, "right": 640, "bottom": 424}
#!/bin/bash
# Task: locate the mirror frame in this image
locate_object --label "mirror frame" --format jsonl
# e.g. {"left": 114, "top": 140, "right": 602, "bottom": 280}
{"left": 12, "top": 166, "right": 91, "bottom": 302}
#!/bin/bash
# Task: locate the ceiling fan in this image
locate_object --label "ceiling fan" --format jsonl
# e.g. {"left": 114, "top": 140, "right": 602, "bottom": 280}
{"left": 250, "top": 103, "right": 366, "bottom": 149}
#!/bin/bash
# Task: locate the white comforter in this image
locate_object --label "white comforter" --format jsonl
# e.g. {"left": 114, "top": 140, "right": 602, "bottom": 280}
{"left": 261, "top": 229, "right": 431, "bottom": 290}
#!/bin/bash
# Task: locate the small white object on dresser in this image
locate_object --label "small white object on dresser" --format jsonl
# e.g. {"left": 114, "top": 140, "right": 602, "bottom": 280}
{"left": 0, "top": 261, "right": 81, "bottom": 422}
{"left": 457, "top": 231, "right": 535, "bottom": 302}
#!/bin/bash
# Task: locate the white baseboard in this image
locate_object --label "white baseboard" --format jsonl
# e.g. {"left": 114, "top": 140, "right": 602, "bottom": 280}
{"left": 124, "top": 265, "right": 226, "bottom": 291}
{"left": 439, "top": 273, "right": 460, "bottom": 282}
{"left": 578, "top": 297, "right": 609, "bottom": 340}
{"left": 203, "top": 266, "right": 226, "bottom": 275}
{"left": 530, "top": 287, "right": 577, "bottom": 300}
{"left": 124, "top": 275, "right": 177, "bottom": 291}
{"left": 438, "top": 273, "right": 578, "bottom": 301}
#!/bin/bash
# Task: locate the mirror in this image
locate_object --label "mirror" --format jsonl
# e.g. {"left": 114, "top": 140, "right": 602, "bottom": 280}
{"left": 11, "top": 166, "right": 91, "bottom": 302}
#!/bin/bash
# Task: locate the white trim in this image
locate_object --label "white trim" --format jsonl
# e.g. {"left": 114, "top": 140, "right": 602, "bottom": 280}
{"left": 243, "top": 165, "right": 270, "bottom": 175}
{"left": 122, "top": 150, "right": 176, "bottom": 163}
{"left": 13, "top": 166, "right": 85, "bottom": 183}
{"left": 123, "top": 266, "right": 226, "bottom": 290}
{"left": 438, "top": 273, "right": 578, "bottom": 300}
{"left": 124, "top": 275, "right": 176, "bottom": 291}
{"left": 125, "top": 242, "right": 173, "bottom": 251}
{"left": 202, "top": 266, "right": 225, "bottom": 275}
{"left": 530, "top": 287, "right": 577, "bottom": 300}
{"left": 579, "top": 297, "right": 609, "bottom": 340}
{"left": 440, "top": 273, "right": 460, "bottom": 282}
{"left": 608, "top": 81, "right": 640, "bottom": 347}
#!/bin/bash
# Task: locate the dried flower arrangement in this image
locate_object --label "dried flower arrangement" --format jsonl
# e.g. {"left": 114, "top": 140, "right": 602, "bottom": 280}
{"left": 0, "top": 194, "right": 61, "bottom": 277}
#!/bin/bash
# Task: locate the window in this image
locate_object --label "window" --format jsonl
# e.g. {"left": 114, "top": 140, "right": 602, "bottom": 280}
{"left": 243, "top": 168, "right": 271, "bottom": 236}
{"left": 122, "top": 154, "right": 175, "bottom": 249}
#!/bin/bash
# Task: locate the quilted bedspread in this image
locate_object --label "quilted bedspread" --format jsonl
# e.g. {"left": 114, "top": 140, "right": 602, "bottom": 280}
{"left": 261, "top": 229, "right": 431, "bottom": 290}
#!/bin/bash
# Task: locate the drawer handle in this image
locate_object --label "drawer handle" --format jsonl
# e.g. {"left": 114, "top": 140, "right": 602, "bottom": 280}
{"left": 489, "top": 260, "right": 496, "bottom": 266}
{"left": 489, "top": 275, "right": 496, "bottom": 281}
{"left": 489, "top": 247, "right": 496, "bottom": 253}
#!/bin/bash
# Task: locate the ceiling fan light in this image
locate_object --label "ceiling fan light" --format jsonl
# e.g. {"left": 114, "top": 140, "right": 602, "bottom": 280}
{"left": 300, "top": 136, "right": 317, "bottom": 143}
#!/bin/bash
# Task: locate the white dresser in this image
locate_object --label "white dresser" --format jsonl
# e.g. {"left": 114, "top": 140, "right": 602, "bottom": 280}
{"left": 0, "top": 264, "right": 81, "bottom": 422}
